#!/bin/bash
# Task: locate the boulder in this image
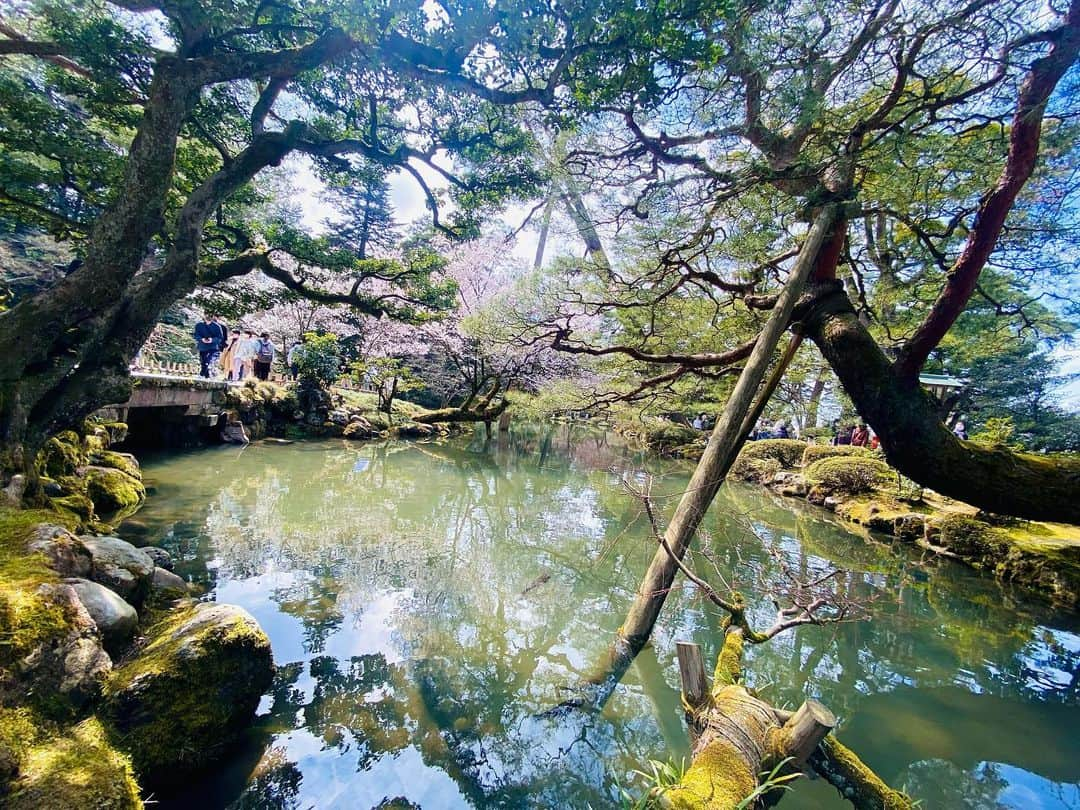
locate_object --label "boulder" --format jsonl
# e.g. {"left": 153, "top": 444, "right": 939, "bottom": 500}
{"left": 89, "top": 450, "right": 141, "bottom": 480}
{"left": 85, "top": 467, "right": 146, "bottom": 514}
{"left": 142, "top": 547, "right": 174, "bottom": 571}
{"left": 66, "top": 579, "right": 137, "bottom": 653}
{"left": 328, "top": 409, "right": 350, "bottom": 425}
{"left": 396, "top": 422, "right": 435, "bottom": 438}
{"left": 893, "top": 514, "right": 926, "bottom": 544}
{"left": 37, "top": 434, "right": 84, "bottom": 479}
{"left": 769, "top": 471, "right": 808, "bottom": 497}
{"left": 150, "top": 568, "right": 188, "bottom": 602}
{"left": 25, "top": 525, "right": 91, "bottom": 579}
{"left": 49, "top": 493, "right": 95, "bottom": 523}
{"left": 20, "top": 583, "right": 112, "bottom": 709}
{"left": 2, "top": 475, "right": 26, "bottom": 508}
{"left": 342, "top": 419, "right": 378, "bottom": 440}
{"left": 80, "top": 536, "right": 155, "bottom": 607}
{"left": 102, "top": 603, "right": 273, "bottom": 788}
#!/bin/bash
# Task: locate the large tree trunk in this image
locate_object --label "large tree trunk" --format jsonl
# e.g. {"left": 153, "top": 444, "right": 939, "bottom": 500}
{"left": 798, "top": 280, "right": 1080, "bottom": 524}
{"left": 0, "top": 63, "right": 198, "bottom": 485}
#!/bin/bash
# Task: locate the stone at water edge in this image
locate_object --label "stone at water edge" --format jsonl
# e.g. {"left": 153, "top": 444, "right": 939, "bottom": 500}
{"left": 25, "top": 524, "right": 91, "bottom": 579}
{"left": 102, "top": 602, "right": 274, "bottom": 788}
{"left": 80, "top": 536, "right": 155, "bottom": 608}
{"left": 66, "top": 579, "right": 138, "bottom": 653}
{"left": 84, "top": 466, "right": 145, "bottom": 514}
{"left": 21, "top": 583, "right": 112, "bottom": 708}
{"left": 150, "top": 567, "right": 188, "bottom": 602}
{"left": 142, "top": 546, "right": 174, "bottom": 570}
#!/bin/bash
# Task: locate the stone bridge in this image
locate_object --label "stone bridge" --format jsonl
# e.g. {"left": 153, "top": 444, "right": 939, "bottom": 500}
{"left": 96, "top": 369, "right": 232, "bottom": 440}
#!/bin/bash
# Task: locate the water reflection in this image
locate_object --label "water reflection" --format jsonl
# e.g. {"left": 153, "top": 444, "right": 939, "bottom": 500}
{"left": 122, "top": 426, "right": 1080, "bottom": 809}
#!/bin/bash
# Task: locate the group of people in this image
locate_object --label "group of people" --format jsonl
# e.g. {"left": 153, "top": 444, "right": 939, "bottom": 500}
{"left": 194, "top": 314, "right": 275, "bottom": 381}
{"left": 831, "top": 421, "right": 880, "bottom": 449}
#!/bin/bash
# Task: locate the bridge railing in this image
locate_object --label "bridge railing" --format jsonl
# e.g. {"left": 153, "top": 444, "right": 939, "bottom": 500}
{"left": 131, "top": 358, "right": 202, "bottom": 377}
{"left": 130, "top": 358, "right": 293, "bottom": 384}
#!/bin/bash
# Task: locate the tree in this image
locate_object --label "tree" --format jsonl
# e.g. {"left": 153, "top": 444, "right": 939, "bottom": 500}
{"left": 353, "top": 356, "right": 421, "bottom": 415}
{"left": 293, "top": 333, "right": 342, "bottom": 390}
{"left": 0, "top": 0, "right": 564, "bottom": 489}
{"left": 525, "top": 0, "right": 1080, "bottom": 522}
{"left": 324, "top": 168, "right": 399, "bottom": 260}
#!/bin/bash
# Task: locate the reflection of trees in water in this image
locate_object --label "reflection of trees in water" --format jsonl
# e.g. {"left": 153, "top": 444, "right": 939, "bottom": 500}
{"left": 131, "top": 437, "right": 1080, "bottom": 807}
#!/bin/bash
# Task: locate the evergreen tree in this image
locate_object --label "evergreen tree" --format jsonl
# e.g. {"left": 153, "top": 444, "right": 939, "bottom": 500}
{"left": 325, "top": 170, "right": 399, "bottom": 260}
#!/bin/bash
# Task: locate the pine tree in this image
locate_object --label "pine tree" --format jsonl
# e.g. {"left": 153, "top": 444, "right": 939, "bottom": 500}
{"left": 325, "top": 169, "right": 398, "bottom": 259}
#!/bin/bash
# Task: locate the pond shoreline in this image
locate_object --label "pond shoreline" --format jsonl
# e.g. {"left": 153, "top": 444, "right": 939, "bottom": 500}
{"left": 645, "top": 433, "right": 1080, "bottom": 610}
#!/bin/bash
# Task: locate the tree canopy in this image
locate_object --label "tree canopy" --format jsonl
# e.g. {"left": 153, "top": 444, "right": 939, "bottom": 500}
{"left": 0, "top": 0, "right": 1078, "bottom": 519}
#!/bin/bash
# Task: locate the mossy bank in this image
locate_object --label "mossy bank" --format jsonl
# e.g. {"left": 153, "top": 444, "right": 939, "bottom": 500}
{"left": 0, "top": 499, "right": 274, "bottom": 807}
{"left": 636, "top": 432, "right": 1080, "bottom": 609}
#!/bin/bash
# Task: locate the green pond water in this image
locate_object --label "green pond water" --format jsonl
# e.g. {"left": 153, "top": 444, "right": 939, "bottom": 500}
{"left": 117, "top": 426, "right": 1080, "bottom": 810}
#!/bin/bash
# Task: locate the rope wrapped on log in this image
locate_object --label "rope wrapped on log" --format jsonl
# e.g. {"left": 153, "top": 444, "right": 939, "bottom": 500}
{"left": 661, "top": 629, "right": 912, "bottom": 810}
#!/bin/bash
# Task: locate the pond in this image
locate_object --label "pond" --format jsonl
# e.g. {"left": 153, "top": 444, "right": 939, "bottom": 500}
{"left": 118, "top": 426, "right": 1080, "bottom": 810}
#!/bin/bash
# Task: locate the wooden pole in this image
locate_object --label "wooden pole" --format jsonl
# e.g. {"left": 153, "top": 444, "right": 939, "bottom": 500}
{"left": 616, "top": 207, "right": 836, "bottom": 654}
{"left": 675, "top": 641, "right": 709, "bottom": 711}
{"left": 773, "top": 699, "right": 836, "bottom": 768}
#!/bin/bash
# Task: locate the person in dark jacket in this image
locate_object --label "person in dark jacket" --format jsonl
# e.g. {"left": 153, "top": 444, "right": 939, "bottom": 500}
{"left": 194, "top": 314, "right": 221, "bottom": 378}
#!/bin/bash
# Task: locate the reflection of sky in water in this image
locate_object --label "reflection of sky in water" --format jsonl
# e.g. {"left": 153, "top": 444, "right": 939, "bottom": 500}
{"left": 127, "top": 431, "right": 1080, "bottom": 809}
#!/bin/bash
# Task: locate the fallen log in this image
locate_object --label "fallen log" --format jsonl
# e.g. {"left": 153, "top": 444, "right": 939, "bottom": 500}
{"left": 661, "top": 630, "right": 912, "bottom": 810}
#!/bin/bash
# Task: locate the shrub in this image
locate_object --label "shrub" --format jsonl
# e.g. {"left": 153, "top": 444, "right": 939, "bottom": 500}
{"left": 731, "top": 456, "right": 782, "bottom": 483}
{"left": 624, "top": 417, "right": 699, "bottom": 450}
{"left": 801, "top": 444, "right": 871, "bottom": 467}
{"left": 738, "top": 438, "right": 806, "bottom": 469}
{"left": 804, "top": 456, "right": 891, "bottom": 495}
{"left": 294, "top": 333, "right": 342, "bottom": 390}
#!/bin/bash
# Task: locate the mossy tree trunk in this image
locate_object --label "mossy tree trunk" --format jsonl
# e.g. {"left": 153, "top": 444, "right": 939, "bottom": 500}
{"left": 798, "top": 280, "right": 1080, "bottom": 524}
{"left": 663, "top": 630, "right": 912, "bottom": 810}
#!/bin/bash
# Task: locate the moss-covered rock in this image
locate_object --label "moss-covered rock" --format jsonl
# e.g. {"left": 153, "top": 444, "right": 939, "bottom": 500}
{"left": 25, "top": 524, "right": 92, "bottom": 579}
{"left": 804, "top": 456, "right": 891, "bottom": 496}
{"left": 85, "top": 467, "right": 146, "bottom": 514}
{"left": 6, "top": 717, "right": 141, "bottom": 810}
{"left": 395, "top": 421, "right": 436, "bottom": 438}
{"left": 0, "top": 509, "right": 106, "bottom": 711}
{"left": 935, "top": 516, "right": 1008, "bottom": 562}
{"left": 90, "top": 451, "right": 141, "bottom": 480}
{"left": 998, "top": 545, "right": 1080, "bottom": 608}
{"left": 48, "top": 492, "right": 95, "bottom": 525}
{"left": 800, "top": 443, "right": 872, "bottom": 467}
{"left": 730, "top": 439, "right": 808, "bottom": 481}
{"left": 103, "top": 602, "right": 273, "bottom": 788}
{"left": 36, "top": 435, "right": 85, "bottom": 480}
{"left": 18, "top": 582, "right": 113, "bottom": 713}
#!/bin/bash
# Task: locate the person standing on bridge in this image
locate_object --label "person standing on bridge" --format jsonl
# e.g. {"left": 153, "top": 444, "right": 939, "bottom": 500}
{"left": 220, "top": 329, "right": 242, "bottom": 381}
{"left": 253, "top": 332, "right": 275, "bottom": 381}
{"left": 236, "top": 330, "right": 257, "bottom": 379}
{"left": 194, "top": 313, "right": 222, "bottom": 378}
